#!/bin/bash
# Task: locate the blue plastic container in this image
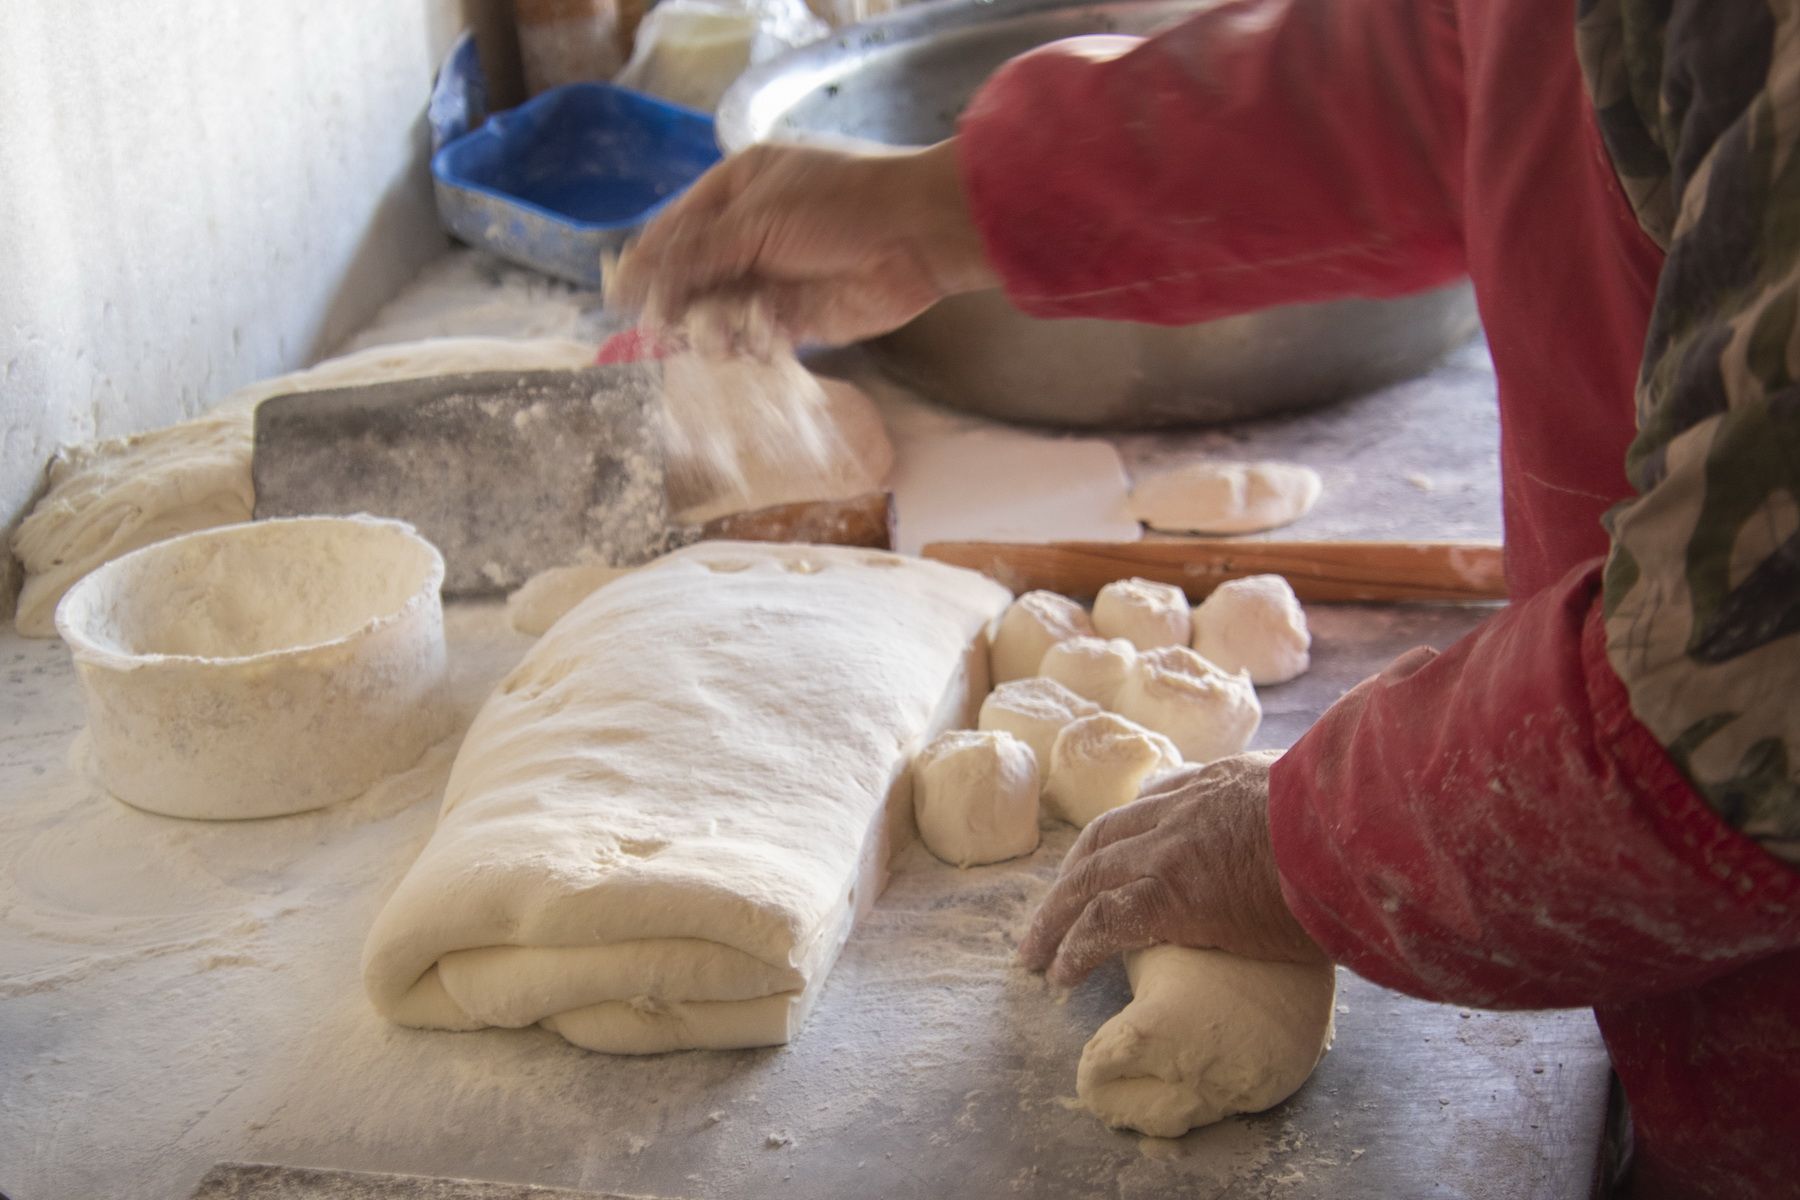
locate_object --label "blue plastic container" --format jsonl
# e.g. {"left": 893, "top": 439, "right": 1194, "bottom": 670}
{"left": 431, "top": 82, "right": 722, "bottom": 288}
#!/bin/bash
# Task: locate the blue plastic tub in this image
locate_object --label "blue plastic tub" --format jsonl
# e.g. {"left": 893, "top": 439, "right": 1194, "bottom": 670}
{"left": 431, "top": 82, "right": 722, "bottom": 288}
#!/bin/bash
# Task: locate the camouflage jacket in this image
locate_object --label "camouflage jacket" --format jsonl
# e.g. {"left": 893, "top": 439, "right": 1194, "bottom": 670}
{"left": 1579, "top": 1, "right": 1800, "bottom": 862}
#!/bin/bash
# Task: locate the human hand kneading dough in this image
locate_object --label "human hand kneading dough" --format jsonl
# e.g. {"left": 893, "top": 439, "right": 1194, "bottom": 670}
{"left": 609, "top": 140, "right": 997, "bottom": 346}
{"left": 1020, "top": 752, "right": 1325, "bottom": 987}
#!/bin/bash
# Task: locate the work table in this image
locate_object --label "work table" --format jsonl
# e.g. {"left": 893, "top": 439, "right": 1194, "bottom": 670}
{"left": 0, "top": 252, "right": 1611, "bottom": 1199}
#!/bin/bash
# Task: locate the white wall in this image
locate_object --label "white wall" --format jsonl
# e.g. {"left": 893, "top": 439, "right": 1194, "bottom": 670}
{"left": 0, "top": 0, "right": 472, "bottom": 614}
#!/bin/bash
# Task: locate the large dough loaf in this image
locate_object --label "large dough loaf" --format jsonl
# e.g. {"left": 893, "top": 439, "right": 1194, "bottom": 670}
{"left": 362, "top": 542, "right": 1010, "bottom": 1053}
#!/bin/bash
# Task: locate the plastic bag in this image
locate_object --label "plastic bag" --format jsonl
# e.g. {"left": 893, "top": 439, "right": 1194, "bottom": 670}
{"left": 615, "top": 0, "right": 826, "bottom": 112}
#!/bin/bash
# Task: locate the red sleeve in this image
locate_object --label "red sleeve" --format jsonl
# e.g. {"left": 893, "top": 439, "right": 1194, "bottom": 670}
{"left": 1268, "top": 562, "right": 1800, "bottom": 1010}
{"left": 956, "top": 0, "right": 1467, "bottom": 324}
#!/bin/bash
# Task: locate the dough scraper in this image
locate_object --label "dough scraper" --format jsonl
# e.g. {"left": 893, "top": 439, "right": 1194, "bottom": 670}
{"left": 251, "top": 362, "right": 892, "bottom": 596}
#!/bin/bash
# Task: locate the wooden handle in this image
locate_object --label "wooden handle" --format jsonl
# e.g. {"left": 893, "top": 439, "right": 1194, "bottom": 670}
{"left": 699, "top": 492, "right": 895, "bottom": 551}
{"left": 921, "top": 539, "right": 1506, "bottom": 603}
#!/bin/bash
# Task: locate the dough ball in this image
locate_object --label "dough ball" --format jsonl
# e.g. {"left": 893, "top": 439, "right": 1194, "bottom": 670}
{"left": 977, "top": 677, "right": 1103, "bottom": 770}
{"left": 911, "top": 730, "right": 1040, "bottom": 868}
{"left": 990, "top": 590, "right": 1096, "bottom": 683}
{"left": 1130, "top": 461, "right": 1322, "bottom": 535}
{"left": 1091, "top": 578, "right": 1193, "bottom": 651}
{"left": 1114, "top": 646, "right": 1261, "bottom": 764}
{"left": 1039, "top": 636, "right": 1138, "bottom": 709}
{"left": 1192, "top": 575, "right": 1311, "bottom": 685}
{"left": 1078, "top": 945, "right": 1336, "bottom": 1137}
{"left": 1042, "top": 712, "right": 1182, "bottom": 828}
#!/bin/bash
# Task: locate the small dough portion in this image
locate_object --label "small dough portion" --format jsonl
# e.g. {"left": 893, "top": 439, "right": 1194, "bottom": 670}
{"left": 1039, "top": 636, "right": 1138, "bottom": 710}
{"left": 990, "top": 590, "right": 1096, "bottom": 684}
{"left": 506, "top": 563, "right": 637, "bottom": 636}
{"left": 912, "top": 730, "right": 1040, "bottom": 868}
{"left": 1092, "top": 578, "right": 1193, "bottom": 651}
{"left": 1043, "top": 712, "right": 1182, "bottom": 828}
{"left": 977, "top": 677, "right": 1103, "bottom": 771}
{"left": 1114, "top": 646, "right": 1261, "bottom": 764}
{"left": 1130, "top": 461, "right": 1322, "bottom": 535}
{"left": 1078, "top": 945, "right": 1336, "bottom": 1137}
{"left": 1193, "top": 575, "right": 1312, "bottom": 685}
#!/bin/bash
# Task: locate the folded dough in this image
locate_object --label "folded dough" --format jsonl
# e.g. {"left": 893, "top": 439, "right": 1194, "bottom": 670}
{"left": 362, "top": 542, "right": 1009, "bottom": 1054}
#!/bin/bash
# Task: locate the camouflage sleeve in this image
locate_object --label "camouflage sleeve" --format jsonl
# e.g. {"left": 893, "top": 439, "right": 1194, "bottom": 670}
{"left": 1579, "top": 0, "right": 1800, "bottom": 863}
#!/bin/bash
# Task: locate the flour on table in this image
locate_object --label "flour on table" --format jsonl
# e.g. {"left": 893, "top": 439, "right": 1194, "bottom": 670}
{"left": 1192, "top": 575, "right": 1311, "bottom": 685}
{"left": 911, "top": 730, "right": 1039, "bottom": 868}
{"left": 991, "top": 590, "right": 1095, "bottom": 684}
{"left": 11, "top": 337, "right": 600, "bottom": 638}
{"left": 976, "top": 677, "right": 1102, "bottom": 774}
{"left": 1042, "top": 713, "right": 1181, "bottom": 829}
{"left": 1113, "top": 646, "right": 1261, "bottom": 765}
{"left": 361, "top": 542, "right": 1009, "bottom": 1054}
{"left": 1038, "top": 636, "right": 1139, "bottom": 711}
{"left": 1129, "top": 461, "right": 1322, "bottom": 535}
{"left": 1078, "top": 945, "right": 1336, "bottom": 1137}
{"left": 1092, "top": 578, "right": 1192, "bottom": 651}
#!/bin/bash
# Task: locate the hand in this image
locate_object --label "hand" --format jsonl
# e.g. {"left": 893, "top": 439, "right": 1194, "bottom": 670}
{"left": 1019, "top": 751, "right": 1325, "bottom": 987}
{"left": 608, "top": 139, "right": 997, "bottom": 346}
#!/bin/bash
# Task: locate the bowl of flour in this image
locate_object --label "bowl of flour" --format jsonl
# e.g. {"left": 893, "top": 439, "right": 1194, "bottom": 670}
{"left": 56, "top": 516, "right": 453, "bottom": 820}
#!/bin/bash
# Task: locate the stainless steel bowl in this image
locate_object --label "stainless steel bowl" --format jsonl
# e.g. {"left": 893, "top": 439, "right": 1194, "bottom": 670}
{"left": 718, "top": 0, "right": 1480, "bottom": 428}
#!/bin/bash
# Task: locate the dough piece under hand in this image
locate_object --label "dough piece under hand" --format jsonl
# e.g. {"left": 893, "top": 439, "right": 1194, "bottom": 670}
{"left": 1043, "top": 712, "right": 1181, "bottom": 828}
{"left": 1114, "top": 646, "right": 1261, "bottom": 765}
{"left": 977, "top": 677, "right": 1103, "bottom": 771}
{"left": 1092, "top": 578, "right": 1193, "bottom": 651}
{"left": 1078, "top": 945, "right": 1336, "bottom": 1137}
{"left": 990, "top": 590, "right": 1096, "bottom": 684}
{"left": 912, "top": 730, "right": 1040, "bottom": 868}
{"left": 1129, "top": 460, "right": 1322, "bottom": 535}
{"left": 1192, "top": 575, "right": 1312, "bottom": 685}
{"left": 1039, "top": 636, "right": 1138, "bottom": 710}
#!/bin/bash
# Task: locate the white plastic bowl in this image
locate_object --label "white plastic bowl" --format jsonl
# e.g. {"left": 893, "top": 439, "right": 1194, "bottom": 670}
{"left": 56, "top": 516, "right": 452, "bottom": 820}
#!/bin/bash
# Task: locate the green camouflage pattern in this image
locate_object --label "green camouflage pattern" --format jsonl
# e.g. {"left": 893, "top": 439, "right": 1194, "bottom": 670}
{"left": 1578, "top": 0, "right": 1800, "bottom": 862}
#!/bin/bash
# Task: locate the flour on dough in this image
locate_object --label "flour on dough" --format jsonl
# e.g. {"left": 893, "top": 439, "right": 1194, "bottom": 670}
{"left": 1130, "top": 461, "right": 1322, "bottom": 535}
{"left": 1078, "top": 944, "right": 1336, "bottom": 1137}
{"left": 1192, "top": 575, "right": 1311, "bottom": 685}
{"left": 1038, "top": 636, "right": 1138, "bottom": 710}
{"left": 1042, "top": 712, "right": 1181, "bottom": 828}
{"left": 990, "top": 590, "right": 1095, "bottom": 684}
{"left": 1092, "top": 578, "right": 1192, "bottom": 651}
{"left": 1114, "top": 646, "right": 1261, "bottom": 765}
{"left": 911, "top": 730, "right": 1039, "bottom": 868}
{"left": 11, "top": 337, "right": 600, "bottom": 637}
{"left": 361, "top": 542, "right": 1009, "bottom": 1054}
{"left": 976, "top": 677, "right": 1102, "bottom": 773}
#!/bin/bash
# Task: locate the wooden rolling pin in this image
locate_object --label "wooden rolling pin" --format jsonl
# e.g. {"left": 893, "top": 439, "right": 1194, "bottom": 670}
{"left": 921, "top": 539, "right": 1506, "bottom": 603}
